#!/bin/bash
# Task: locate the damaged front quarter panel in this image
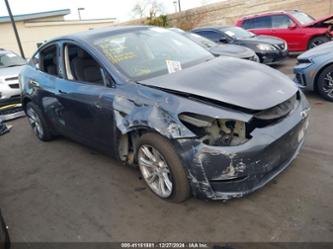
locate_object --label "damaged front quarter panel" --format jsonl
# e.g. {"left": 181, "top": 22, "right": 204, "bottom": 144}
{"left": 111, "top": 83, "right": 252, "bottom": 140}
{"left": 106, "top": 82, "right": 254, "bottom": 199}
{"left": 99, "top": 77, "right": 309, "bottom": 201}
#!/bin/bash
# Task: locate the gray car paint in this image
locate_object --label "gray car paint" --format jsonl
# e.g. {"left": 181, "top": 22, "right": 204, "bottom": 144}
{"left": 20, "top": 25, "right": 310, "bottom": 200}
{"left": 141, "top": 56, "right": 297, "bottom": 111}
{"left": 294, "top": 41, "right": 333, "bottom": 91}
{"left": 209, "top": 44, "right": 255, "bottom": 59}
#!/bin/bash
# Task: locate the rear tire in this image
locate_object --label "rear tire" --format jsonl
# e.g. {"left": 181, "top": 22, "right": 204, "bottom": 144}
{"left": 26, "top": 102, "right": 54, "bottom": 141}
{"left": 317, "top": 65, "right": 333, "bottom": 102}
{"left": 308, "top": 36, "right": 330, "bottom": 49}
{"left": 136, "top": 133, "right": 190, "bottom": 203}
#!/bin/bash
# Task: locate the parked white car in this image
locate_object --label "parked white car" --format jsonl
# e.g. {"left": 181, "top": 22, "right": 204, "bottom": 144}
{"left": 0, "top": 49, "right": 26, "bottom": 120}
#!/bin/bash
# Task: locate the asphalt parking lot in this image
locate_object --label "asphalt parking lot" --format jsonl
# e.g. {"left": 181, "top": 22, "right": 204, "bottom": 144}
{"left": 0, "top": 58, "right": 333, "bottom": 242}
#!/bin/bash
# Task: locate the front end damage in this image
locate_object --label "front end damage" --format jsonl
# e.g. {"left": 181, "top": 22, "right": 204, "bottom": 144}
{"left": 172, "top": 91, "right": 310, "bottom": 200}
{"left": 111, "top": 81, "right": 309, "bottom": 200}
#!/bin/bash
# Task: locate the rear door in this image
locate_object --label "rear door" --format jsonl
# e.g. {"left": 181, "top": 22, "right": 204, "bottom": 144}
{"left": 269, "top": 14, "right": 305, "bottom": 51}
{"left": 243, "top": 15, "right": 273, "bottom": 36}
{"left": 195, "top": 30, "right": 231, "bottom": 43}
{"left": 194, "top": 30, "right": 227, "bottom": 44}
{"left": 23, "top": 43, "right": 63, "bottom": 129}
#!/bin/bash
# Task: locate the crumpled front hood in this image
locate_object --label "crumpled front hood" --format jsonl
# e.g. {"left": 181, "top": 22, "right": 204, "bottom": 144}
{"left": 304, "top": 14, "right": 333, "bottom": 27}
{"left": 298, "top": 41, "right": 333, "bottom": 59}
{"left": 140, "top": 57, "right": 297, "bottom": 111}
{"left": 209, "top": 44, "right": 255, "bottom": 59}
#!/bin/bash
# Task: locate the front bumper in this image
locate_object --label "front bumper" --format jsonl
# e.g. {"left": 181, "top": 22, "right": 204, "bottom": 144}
{"left": 0, "top": 81, "right": 21, "bottom": 101}
{"left": 175, "top": 93, "right": 310, "bottom": 200}
{"left": 0, "top": 100, "right": 25, "bottom": 121}
{"left": 0, "top": 82, "right": 24, "bottom": 121}
{"left": 293, "top": 63, "right": 316, "bottom": 91}
{"left": 258, "top": 49, "right": 288, "bottom": 64}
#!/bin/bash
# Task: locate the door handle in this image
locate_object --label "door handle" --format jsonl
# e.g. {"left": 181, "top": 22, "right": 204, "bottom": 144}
{"left": 58, "top": 89, "right": 68, "bottom": 94}
{"left": 29, "top": 80, "right": 40, "bottom": 87}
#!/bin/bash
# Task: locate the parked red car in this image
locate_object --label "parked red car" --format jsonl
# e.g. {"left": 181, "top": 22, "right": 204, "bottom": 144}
{"left": 236, "top": 10, "right": 333, "bottom": 52}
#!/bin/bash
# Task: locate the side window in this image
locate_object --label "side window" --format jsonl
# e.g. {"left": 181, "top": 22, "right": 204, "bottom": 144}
{"left": 243, "top": 16, "right": 272, "bottom": 29}
{"left": 30, "top": 52, "right": 40, "bottom": 70}
{"left": 63, "top": 44, "right": 106, "bottom": 85}
{"left": 196, "top": 31, "right": 221, "bottom": 42}
{"left": 38, "top": 45, "right": 59, "bottom": 77}
{"left": 271, "top": 15, "right": 293, "bottom": 28}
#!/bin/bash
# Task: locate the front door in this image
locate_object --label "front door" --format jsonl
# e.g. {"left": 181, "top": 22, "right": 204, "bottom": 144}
{"left": 55, "top": 43, "right": 116, "bottom": 150}
{"left": 269, "top": 14, "right": 305, "bottom": 51}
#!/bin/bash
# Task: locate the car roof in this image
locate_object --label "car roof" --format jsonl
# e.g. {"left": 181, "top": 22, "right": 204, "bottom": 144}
{"left": 47, "top": 25, "right": 152, "bottom": 44}
{"left": 192, "top": 26, "right": 233, "bottom": 31}
{"left": 239, "top": 10, "right": 300, "bottom": 20}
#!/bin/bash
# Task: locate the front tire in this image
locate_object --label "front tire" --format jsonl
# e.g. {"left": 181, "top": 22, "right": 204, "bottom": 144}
{"left": 308, "top": 36, "right": 330, "bottom": 49}
{"left": 317, "top": 65, "right": 333, "bottom": 102}
{"left": 136, "top": 133, "right": 190, "bottom": 202}
{"left": 26, "top": 102, "right": 54, "bottom": 141}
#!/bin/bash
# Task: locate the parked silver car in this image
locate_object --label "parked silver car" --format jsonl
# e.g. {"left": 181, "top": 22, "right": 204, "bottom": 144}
{"left": 0, "top": 49, "right": 26, "bottom": 120}
{"left": 294, "top": 41, "right": 333, "bottom": 101}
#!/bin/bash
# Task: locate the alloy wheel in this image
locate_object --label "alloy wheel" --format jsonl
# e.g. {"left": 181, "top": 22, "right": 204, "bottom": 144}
{"left": 138, "top": 144, "right": 173, "bottom": 198}
{"left": 27, "top": 107, "right": 44, "bottom": 138}
{"left": 323, "top": 71, "right": 333, "bottom": 98}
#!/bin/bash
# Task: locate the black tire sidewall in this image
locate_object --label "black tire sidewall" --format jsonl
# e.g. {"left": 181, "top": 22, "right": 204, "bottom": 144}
{"left": 26, "top": 102, "right": 53, "bottom": 141}
{"left": 309, "top": 36, "right": 330, "bottom": 49}
{"left": 317, "top": 65, "right": 333, "bottom": 102}
{"left": 136, "top": 133, "right": 190, "bottom": 202}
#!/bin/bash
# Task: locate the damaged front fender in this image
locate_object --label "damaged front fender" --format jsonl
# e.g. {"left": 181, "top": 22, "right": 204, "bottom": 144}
{"left": 110, "top": 83, "right": 253, "bottom": 140}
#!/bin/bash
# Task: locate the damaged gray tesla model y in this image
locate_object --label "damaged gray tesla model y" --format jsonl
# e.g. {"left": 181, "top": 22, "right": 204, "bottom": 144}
{"left": 20, "top": 26, "right": 310, "bottom": 202}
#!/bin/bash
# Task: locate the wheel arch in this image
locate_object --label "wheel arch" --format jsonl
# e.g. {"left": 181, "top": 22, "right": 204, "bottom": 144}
{"left": 22, "top": 96, "right": 32, "bottom": 112}
{"left": 314, "top": 62, "right": 333, "bottom": 92}
{"left": 307, "top": 34, "right": 330, "bottom": 49}
{"left": 117, "top": 126, "right": 167, "bottom": 165}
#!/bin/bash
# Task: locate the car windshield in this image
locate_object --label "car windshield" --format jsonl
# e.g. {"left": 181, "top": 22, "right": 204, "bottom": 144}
{"left": 220, "top": 27, "right": 255, "bottom": 39}
{"left": 290, "top": 11, "right": 315, "bottom": 25}
{"left": 185, "top": 33, "right": 217, "bottom": 49}
{"left": 93, "top": 27, "right": 214, "bottom": 81}
{"left": 0, "top": 52, "right": 26, "bottom": 68}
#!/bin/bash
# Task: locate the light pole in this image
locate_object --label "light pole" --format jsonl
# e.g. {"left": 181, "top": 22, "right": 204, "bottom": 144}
{"left": 4, "top": 0, "right": 25, "bottom": 59}
{"left": 78, "top": 7, "right": 85, "bottom": 20}
{"left": 178, "top": 0, "right": 181, "bottom": 12}
{"left": 173, "top": 1, "right": 177, "bottom": 13}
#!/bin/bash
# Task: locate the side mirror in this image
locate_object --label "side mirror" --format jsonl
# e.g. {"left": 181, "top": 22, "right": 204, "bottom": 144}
{"left": 288, "top": 23, "right": 297, "bottom": 30}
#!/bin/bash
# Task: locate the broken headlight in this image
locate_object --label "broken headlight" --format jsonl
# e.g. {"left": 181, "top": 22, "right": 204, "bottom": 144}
{"left": 179, "top": 113, "right": 249, "bottom": 146}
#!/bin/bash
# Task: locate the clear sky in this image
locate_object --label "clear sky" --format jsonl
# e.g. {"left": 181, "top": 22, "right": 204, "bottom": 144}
{"left": 0, "top": 0, "right": 224, "bottom": 21}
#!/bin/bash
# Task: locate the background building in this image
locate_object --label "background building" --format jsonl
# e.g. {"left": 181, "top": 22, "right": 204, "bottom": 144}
{"left": 0, "top": 9, "right": 116, "bottom": 57}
